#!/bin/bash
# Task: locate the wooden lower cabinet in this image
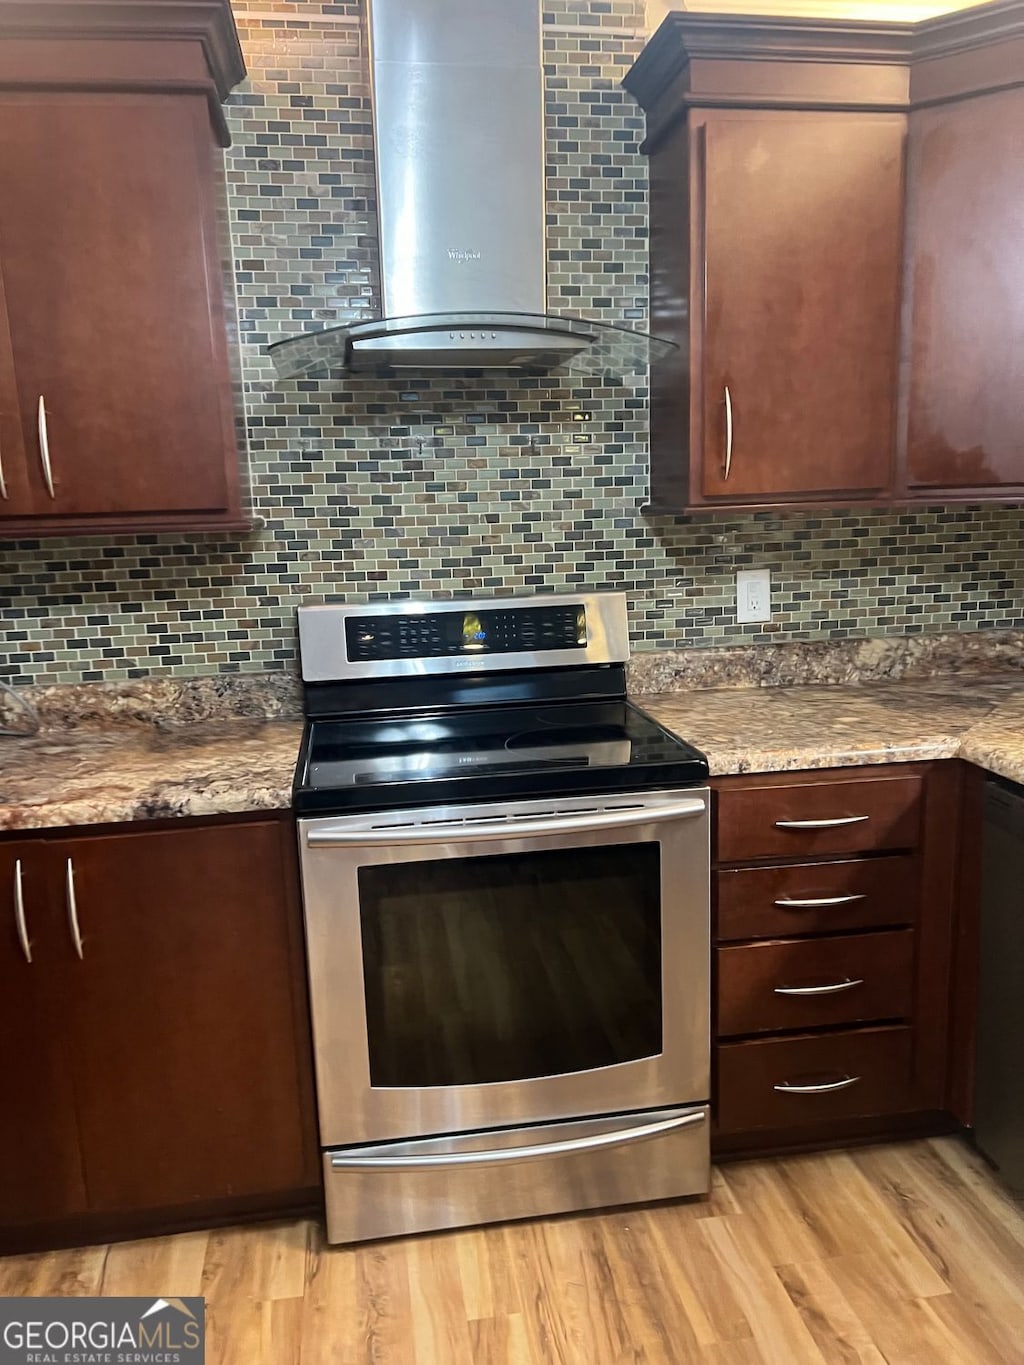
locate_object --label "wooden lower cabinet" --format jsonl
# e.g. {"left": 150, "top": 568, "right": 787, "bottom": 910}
{"left": 712, "top": 762, "right": 968, "bottom": 1156}
{"left": 0, "top": 841, "right": 86, "bottom": 1227}
{"left": 0, "top": 816, "right": 320, "bottom": 1252}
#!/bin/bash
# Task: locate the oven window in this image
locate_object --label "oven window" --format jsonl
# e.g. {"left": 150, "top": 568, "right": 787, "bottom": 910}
{"left": 358, "top": 843, "right": 662, "bottom": 1088}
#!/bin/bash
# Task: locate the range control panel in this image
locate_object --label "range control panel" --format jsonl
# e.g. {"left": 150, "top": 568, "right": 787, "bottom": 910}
{"left": 345, "top": 605, "right": 587, "bottom": 663}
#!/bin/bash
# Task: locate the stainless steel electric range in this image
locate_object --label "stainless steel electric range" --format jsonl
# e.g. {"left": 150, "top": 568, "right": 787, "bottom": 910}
{"left": 292, "top": 592, "right": 711, "bottom": 1243}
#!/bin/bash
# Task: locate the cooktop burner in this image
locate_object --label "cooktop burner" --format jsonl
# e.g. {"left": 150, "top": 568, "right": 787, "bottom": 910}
{"left": 294, "top": 698, "right": 707, "bottom": 815}
{"left": 292, "top": 593, "right": 709, "bottom": 817}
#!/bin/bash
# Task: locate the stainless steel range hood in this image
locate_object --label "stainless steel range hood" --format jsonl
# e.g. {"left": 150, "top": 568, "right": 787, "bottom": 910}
{"left": 268, "top": 0, "right": 675, "bottom": 379}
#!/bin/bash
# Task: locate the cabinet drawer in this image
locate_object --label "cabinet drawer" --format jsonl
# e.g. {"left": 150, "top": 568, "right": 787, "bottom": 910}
{"left": 716, "top": 1025, "right": 914, "bottom": 1133}
{"left": 716, "top": 775, "right": 923, "bottom": 863}
{"left": 716, "top": 856, "right": 919, "bottom": 942}
{"left": 717, "top": 929, "right": 914, "bottom": 1036}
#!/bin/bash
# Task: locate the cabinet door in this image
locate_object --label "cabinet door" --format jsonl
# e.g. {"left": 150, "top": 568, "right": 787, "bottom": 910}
{"left": 902, "top": 89, "right": 1024, "bottom": 492}
{"left": 53, "top": 820, "right": 318, "bottom": 1215}
{"left": 0, "top": 841, "right": 86, "bottom": 1226}
{"left": 0, "top": 269, "right": 32, "bottom": 521}
{"left": 0, "top": 93, "right": 236, "bottom": 520}
{"left": 696, "top": 112, "right": 904, "bottom": 502}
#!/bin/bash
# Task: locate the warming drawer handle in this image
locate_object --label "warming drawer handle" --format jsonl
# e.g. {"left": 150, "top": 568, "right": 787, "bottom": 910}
{"left": 774, "top": 816, "right": 870, "bottom": 830}
{"left": 774, "top": 894, "right": 867, "bottom": 909}
{"left": 774, "top": 978, "right": 864, "bottom": 997}
{"left": 306, "top": 797, "right": 708, "bottom": 848}
{"left": 773, "top": 1076, "right": 860, "bottom": 1095}
{"left": 329, "top": 1109, "right": 706, "bottom": 1172}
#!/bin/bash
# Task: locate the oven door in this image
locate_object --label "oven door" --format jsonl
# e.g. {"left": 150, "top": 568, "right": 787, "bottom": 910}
{"left": 298, "top": 787, "right": 709, "bottom": 1146}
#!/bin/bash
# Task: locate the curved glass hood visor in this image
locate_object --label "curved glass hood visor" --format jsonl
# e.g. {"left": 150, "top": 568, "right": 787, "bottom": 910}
{"left": 268, "top": 312, "right": 677, "bottom": 380}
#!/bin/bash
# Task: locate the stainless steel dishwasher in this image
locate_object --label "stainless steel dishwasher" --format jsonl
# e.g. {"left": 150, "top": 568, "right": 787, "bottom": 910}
{"left": 976, "top": 777, "right": 1024, "bottom": 1193}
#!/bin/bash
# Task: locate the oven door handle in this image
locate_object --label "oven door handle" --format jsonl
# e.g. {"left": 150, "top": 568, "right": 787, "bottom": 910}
{"left": 305, "top": 796, "right": 707, "bottom": 847}
{"left": 306, "top": 797, "right": 709, "bottom": 846}
{"left": 329, "top": 1108, "right": 707, "bottom": 1172}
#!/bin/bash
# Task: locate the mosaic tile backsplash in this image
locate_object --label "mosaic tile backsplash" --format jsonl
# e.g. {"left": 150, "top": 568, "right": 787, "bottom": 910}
{"left": 2, "top": 0, "right": 1024, "bottom": 685}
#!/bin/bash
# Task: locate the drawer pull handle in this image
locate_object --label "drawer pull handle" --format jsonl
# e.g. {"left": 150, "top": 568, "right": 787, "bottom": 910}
{"left": 774, "top": 1075, "right": 861, "bottom": 1095}
{"left": 774, "top": 816, "right": 870, "bottom": 830}
{"left": 774, "top": 894, "right": 867, "bottom": 909}
{"left": 774, "top": 978, "right": 864, "bottom": 997}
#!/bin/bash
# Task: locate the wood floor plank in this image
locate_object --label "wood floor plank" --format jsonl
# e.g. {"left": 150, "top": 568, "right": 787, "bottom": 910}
{"left": 298, "top": 1228, "right": 359, "bottom": 1365}
{"left": 698, "top": 1214, "right": 829, "bottom": 1364}
{"left": 926, "top": 1135, "right": 1024, "bottom": 1250}
{"left": 3, "top": 1244, "right": 107, "bottom": 1296}
{"left": 720, "top": 1160, "right": 834, "bottom": 1266}
{"left": 824, "top": 1253, "right": 983, "bottom": 1365}
{"left": 852, "top": 1142, "right": 1024, "bottom": 1361}
{"left": 100, "top": 1228, "right": 208, "bottom": 1298}
{"left": 468, "top": 1312, "right": 535, "bottom": 1365}
{"left": 3, "top": 1138, "right": 1022, "bottom": 1365}
{"left": 773, "top": 1150, "right": 950, "bottom": 1298}
{"left": 776, "top": 1259, "right": 888, "bottom": 1364}
{"left": 405, "top": 1230, "right": 475, "bottom": 1365}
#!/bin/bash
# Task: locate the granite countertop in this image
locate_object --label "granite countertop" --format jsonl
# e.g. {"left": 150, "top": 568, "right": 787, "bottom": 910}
{"left": 638, "top": 676, "right": 1020, "bottom": 778}
{"left": 0, "top": 719, "right": 304, "bottom": 831}
{"left": 4, "top": 649, "right": 1024, "bottom": 832}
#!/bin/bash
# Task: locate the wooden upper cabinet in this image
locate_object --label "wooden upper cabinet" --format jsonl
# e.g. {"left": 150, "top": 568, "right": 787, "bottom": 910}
{"left": 900, "top": 87, "right": 1024, "bottom": 496}
{"left": 625, "top": 3, "right": 1024, "bottom": 512}
{"left": 0, "top": 94, "right": 237, "bottom": 523}
{"left": 696, "top": 111, "right": 904, "bottom": 504}
{"left": 0, "top": 0, "right": 247, "bottom": 537}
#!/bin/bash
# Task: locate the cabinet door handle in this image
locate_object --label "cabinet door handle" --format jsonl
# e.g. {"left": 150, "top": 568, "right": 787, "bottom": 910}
{"left": 13, "top": 859, "right": 31, "bottom": 964}
{"left": 774, "top": 894, "right": 867, "bottom": 908}
{"left": 774, "top": 1075, "right": 860, "bottom": 1095}
{"left": 774, "top": 815, "right": 869, "bottom": 830}
{"left": 65, "top": 857, "right": 84, "bottom": 960}
{"left": 37, "top": 396, "right": 55, "bottom": 499}
{"left": 723, "top": 384, "right": 733, "bottom": 480}
{"left": 774, "top": 978, "right": 864, "bottom": 997}
{"left": 0, "top": 431, "right": 7, "bottom": 500}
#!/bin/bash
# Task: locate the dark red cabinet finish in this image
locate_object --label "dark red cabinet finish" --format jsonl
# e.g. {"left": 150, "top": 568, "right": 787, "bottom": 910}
{"left": 900, "top": 86, "right": 1024, "bottom": 497}
{"left": 0, "top": 95, "right": 237, "bottom": 523}
{"left": 0, "top": 841, "right": 86, "bottom": 1228}
{"left": 711, "top": 763, "right": 968, "bottom": 1156}
{"left": 626, "top": 4, "right": 1024, "bottom": 511}
{"left": 697, "top": 112, "right": 904, "bottom": 504}
{"left": 0, "top": 817, "right": 320, "bottom": 1254}
{"left": 0, "top": 0, "right": 247, "bottom": 537}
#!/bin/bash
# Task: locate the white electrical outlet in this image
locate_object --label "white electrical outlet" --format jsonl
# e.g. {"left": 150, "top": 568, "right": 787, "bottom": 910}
{"left": 736, "top": 568, "right": 771, "bottom": 624}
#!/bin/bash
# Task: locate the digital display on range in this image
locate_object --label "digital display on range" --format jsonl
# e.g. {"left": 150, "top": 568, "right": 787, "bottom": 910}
{"left": 345, "top": 605, "right": 587, "bottom": 662}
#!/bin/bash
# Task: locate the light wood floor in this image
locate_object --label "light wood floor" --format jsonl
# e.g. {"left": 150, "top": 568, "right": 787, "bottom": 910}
{"left": 2, "top": 1137, "right": 1022, "bottom": 1364}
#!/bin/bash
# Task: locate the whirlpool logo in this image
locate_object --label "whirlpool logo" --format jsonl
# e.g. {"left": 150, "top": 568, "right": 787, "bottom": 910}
{"left": 0, "top": 1296, "right": 204, "bottom": 1364}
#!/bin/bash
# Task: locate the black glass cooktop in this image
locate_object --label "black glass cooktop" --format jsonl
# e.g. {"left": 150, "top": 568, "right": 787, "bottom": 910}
{"left": 293, "top": 698, "right": 708, "bottom": 816}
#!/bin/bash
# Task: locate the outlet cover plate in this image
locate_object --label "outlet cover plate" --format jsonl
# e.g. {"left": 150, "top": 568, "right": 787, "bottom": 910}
{"left": 736, "top": 568, "right": 771, "bottom": 624}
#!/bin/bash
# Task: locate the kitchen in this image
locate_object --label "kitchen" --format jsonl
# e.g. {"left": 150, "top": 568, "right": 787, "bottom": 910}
{"left": 0, "top": 0, "right": 1023, "bottom": 1361}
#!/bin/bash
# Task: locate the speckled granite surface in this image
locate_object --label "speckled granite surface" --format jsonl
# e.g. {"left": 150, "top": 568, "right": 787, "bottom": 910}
{"left": 638, "top": 679, "right": 1018, "bottom": 777}
{"left": 5, "top": 635, "right": 1024, "bottom": 831}
{"left": 626, "top": 630, "right": 1024, "bottom": 693}
{"left": 0, "top": 720, "right": 303, "bottom": 830}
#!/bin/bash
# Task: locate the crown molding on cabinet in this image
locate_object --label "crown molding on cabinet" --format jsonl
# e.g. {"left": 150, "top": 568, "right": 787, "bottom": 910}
{"left": 0, "top": 1, "right": 246, "bottom": 101}
{"left": 625, "top": 0, "right": 1024, "bottom": 143}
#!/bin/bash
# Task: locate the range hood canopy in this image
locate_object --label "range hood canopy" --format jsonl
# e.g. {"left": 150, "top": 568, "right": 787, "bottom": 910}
{"left": 268, "top": 0, "right": 675, "bottom": 380}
